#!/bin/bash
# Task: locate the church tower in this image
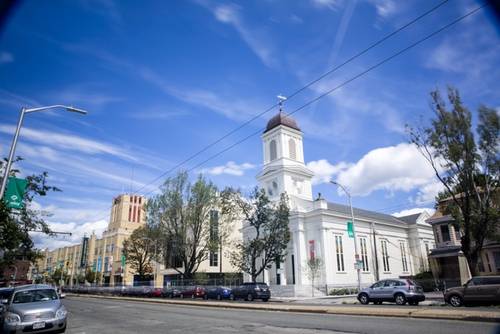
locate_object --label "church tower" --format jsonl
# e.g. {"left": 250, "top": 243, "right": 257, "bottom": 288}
{"left": 257, "top": 101, "right": 314, "bottom": 206}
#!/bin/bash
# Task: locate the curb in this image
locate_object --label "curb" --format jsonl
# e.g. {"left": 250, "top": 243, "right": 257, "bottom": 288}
{"left": 66, "top": 293, "right": 500, "bottom": 323}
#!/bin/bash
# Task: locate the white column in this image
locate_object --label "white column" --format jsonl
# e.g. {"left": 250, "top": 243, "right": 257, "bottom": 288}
{"left": 294, "top": 225, "right": 309, "bottom": 285}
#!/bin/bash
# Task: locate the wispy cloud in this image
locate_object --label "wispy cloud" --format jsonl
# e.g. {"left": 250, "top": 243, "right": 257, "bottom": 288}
{"left": 310, "top": 0, "right": 342, "bottom": 11}
{"left": 0, "top": 51, "right": 14, "bottom": 64}
{"left": 205, "top": 3, "right": 277, "bottom": 68}
{"left": 200, "top": 161, "right": 256, "bottom": 176}
{"left": 0, "top": 89, "right": 42, "bottom": 109}
{"left": 128, "top": 108, "right": 190, "bottom": 121}
{"left": 366, "top": 0, "right": 398, "bottom": 19}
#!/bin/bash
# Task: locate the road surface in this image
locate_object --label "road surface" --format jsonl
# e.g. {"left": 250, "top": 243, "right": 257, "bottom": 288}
{"left": 64, "top": 296, "right": 498, "bottom": 334}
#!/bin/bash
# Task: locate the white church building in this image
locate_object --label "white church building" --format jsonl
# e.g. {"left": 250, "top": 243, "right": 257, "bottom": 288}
{"left": 244, "top": 111, "right": 435, "bottom": 294}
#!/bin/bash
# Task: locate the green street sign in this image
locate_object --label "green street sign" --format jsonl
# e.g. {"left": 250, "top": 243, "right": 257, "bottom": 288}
{"left": 3, "top": 177, "right": 27, "bottom": 209}
{"left": 347, "top": 221, "right": 354, "bottom": 238}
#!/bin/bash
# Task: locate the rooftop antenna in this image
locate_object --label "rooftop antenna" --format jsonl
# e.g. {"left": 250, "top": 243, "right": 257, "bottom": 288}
{"left": 277, "top": 95, "right": 287, "bottom": 113}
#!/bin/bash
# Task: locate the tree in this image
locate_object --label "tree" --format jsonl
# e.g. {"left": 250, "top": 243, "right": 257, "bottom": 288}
{"left": 409, "top": 87, "right": 499, "bottom": 275}
{"left": 0, "top": 157, "right": 60, "bottom": 273}
{"left": 85, "top": 268, "right": 96, "bottom": 285}
{"left": 147, "top": 171, "right": 232, "bottom": 279}
{"left": 122, "top": 226, "right": 156, "bottom": 283}
{"left": 304, "top": 257, "right": 323, "bottom": 297}
{"left": 227, "top": 188, "right": 290, "bottom": 282}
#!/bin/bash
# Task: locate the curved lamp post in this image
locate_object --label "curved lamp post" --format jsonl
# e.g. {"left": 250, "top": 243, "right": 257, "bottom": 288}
{"left": 330, "top": 181, "right": 361, "bottom": 292}
{"left": 0, "top": 105, "right": 87, "bottom": 200}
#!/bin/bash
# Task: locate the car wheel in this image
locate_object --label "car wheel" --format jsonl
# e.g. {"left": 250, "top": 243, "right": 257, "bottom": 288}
{"left": 229, "top": 293, "right": 235, "bottom": 301}
{"left": 216, "top": 294, "right": 222, "bottom": 301}
{"left": 191, "top": 294, "right": 195, "bottom": 299}
{"left": 358, "top": 293, "right": 369, "bottom": 305}
{"left": 180, "top": 294, "right": 184, "bottom": 299}
{"left": 449, "top": 294, "right": 463, "bottom": 307}
{"left": 203, "top": 294, "right": 208, "bottom": 300}
{"left": 394, "top": 293, "right": 407, "bottom": 306}
{"left": 262, "top": 298, "right": 269, "bottom": 302}
{"left": 247, "top": 293, "right": 254, "bottom": 301}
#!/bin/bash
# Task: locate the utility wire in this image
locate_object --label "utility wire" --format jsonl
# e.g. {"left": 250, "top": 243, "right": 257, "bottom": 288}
{"left": 178, "top": 4, "right": 486, "bottom": 191}
{"left": 132, "top": 0, "right": 451, "bottom": 196}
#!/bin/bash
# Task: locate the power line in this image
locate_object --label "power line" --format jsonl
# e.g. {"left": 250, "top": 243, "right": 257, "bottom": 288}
{"left": 180, "top": 4, "right": 486, "bottom": 187}
{"left": 131, "top": 0, "right": 451, "bottom": 196}
{"left": 90, "top": 0, "right": 476, "bottom": 222}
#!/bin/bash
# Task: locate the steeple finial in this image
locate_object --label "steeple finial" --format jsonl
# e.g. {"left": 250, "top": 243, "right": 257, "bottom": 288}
{"left": 277, "top": 95, "right": 287, "bottom": 113}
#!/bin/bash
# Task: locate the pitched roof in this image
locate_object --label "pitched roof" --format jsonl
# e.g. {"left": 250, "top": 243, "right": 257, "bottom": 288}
{"left": 396, "top": 213, "right": 421, "bottom": 224}
{"left": 326, "top": 202, "right": 408, "bottom": 225}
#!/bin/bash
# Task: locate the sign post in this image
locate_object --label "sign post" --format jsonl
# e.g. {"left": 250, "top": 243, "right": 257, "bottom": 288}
{"left": 3, "top": 177, "right": 27, "bottom": 209}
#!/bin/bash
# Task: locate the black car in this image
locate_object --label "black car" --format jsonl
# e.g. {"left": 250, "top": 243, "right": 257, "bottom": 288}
{"left": 230, "top": 283, "right": 270, "bottom": 302}
{"left": 162, "top": 287, "right": 182, "bottom": 298}
{"left": 204, "top": 286, "right": 232, "bottom": 300}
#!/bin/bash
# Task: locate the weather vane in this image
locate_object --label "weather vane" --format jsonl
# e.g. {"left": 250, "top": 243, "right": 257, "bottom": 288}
{"left": 277, "top": 95, "right": 287, "bottom": 113}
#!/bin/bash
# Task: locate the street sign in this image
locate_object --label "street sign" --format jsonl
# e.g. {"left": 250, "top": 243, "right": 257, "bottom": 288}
{"left": 347, "top": 221, "right": 354, "bottom": 238}
{"left": 3, "top": 177, "right": 27, "bottom": 209}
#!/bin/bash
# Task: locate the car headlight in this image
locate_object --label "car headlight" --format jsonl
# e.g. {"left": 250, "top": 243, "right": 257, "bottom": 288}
{"left": 56, "top": 306, "right": 67, "bottom": 319}
{"left": 5, "top": 312, "right": 21, "bottom": 324}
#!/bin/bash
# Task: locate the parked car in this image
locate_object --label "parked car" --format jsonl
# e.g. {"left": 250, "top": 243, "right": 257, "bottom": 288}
{"left": 162, "top": 287, "right": 182, "bottom": 298}
{"left": 0, "top": 287, "right": 14, "bottom": 328}
{"left": 204, "top": 286, "right": 232, "bottom": 300}
{"left": 230, "top": 282, "right": 270, "bottom": 302}
{"left": 147, "top": 288, "right": 163, "bottom": 298}
{"left": 444, "top": 276, "right": 500, "bottom": 307}
{"left": 1, "top": 284, "right": 67, "bottom": 333}
{"left": 357, "top": 279, "right": 425, "bottom": 305}
{"left": 180, "top": 286, "right": 206, "bottom": 299}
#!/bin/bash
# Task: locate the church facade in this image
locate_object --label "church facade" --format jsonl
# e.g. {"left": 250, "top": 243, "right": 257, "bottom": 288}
{"left": 245, "top": 112, "right": 435, "bottom": 292}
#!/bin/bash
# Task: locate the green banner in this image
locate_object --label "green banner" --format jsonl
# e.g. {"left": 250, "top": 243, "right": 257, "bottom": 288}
{"left": 3, "top": 177, "right": 27, "bottom": 209}
{"left": 347, "top": 221, "right": 354, "bottom": 238}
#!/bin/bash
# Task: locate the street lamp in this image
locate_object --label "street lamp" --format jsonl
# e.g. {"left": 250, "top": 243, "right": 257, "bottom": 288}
{"left": 0, "top": 105, "right": 87, "bottom": 200}
{"left": 330, "top": 181, "right": 361, "bottom": 292}
{"left": 140, "top": 237, "right": 158, "bottom": 288}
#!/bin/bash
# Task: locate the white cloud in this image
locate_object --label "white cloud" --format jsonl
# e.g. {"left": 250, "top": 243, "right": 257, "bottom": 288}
{"left": 210, "top": 4, "right": 277, "bottom": 68}
{"left": 0, "top": 51, "right": 14, "bottom": 64}
{"left": 392, "top": 207, "right": 435, "bottom": 217}
{"left": 414, "top": 180, "right": 444, "bottom": 205}
{"left": 310, "top": 0, "right": 341, "bottom": 10}
{"left": 200, "top": 161, "right": 256, "bottom": 176}
{"left": 307, "top": 159, "right": 352, "bottom": 185}
{"left": 0, "top": 125, "right": 137, "bottom": 162}
{"left": 366, "top": 0, "right": 397, "bottom": 19}
{"left": 33, "top": 219, "right": 108, "bottom": 250}
{"left": 332, "top": 143, "right": 439, "bottom": 196}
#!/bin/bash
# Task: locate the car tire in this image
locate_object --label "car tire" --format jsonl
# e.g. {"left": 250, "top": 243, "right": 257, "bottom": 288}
{"left": 394, "top": 293, "right": 407, "bottom": 306}
{"left": 229, "top": 293, "right": 235, "bottom": 301}
{"left": 449, "top": 294, "right": 463, "bottom": 307}
{"left": 203, "top": 294, "right": 208, "bottom": 300}
{"left": 216, "top": 294, "right": 222, "bottom": 301}
{"left": 180, "top": 294, "right": 184, "bottom": 299}
{"left": 247, "top": 293, "right": 254, "bottom": 301}
{"left": 262, "top": 298, "right": 269, "bottom": 302}
{"left": 358, "top": 293, "right": 370, "bottom": 305}
{"left": 191, "top": 294, "right": 195, "bottom": 299}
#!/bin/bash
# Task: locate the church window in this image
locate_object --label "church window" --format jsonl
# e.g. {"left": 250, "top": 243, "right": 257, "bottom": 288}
{"left": 400, "top": 241, "right": 408, "bottom": 272}
{"left": 270, "top": 140, "right": 277, "bottom": 161}
{"left": 288, "top": 138, "right": 296, "bottom": 160}
{"left": 381, "top": 240, "right": 390, "bottom": 272}
{"left": 360, "top": 238, "right": 369, "bottom": 272}
{"left": 335, "top": 235, "right": 345, "bottom": 271}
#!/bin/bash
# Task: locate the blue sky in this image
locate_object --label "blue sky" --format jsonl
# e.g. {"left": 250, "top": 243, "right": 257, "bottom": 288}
{"left": 0, "top": 0, "right": 498, "bottom": 249}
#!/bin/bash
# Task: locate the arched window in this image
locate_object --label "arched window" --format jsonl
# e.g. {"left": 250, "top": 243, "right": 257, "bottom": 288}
{"left": 270, "top": 140, "right": 277, "bottom": 161}
{"left": 289, "top": 138, "right": 296, "bottom": 160}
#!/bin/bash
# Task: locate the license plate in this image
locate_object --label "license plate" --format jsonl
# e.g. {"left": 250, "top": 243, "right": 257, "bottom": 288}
{"left": 33, "top": 321, "right": 46, "bottom": 329}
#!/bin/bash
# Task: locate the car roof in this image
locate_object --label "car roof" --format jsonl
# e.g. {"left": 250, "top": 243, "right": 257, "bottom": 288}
{"left": 13, "top": 284, "right": 55, "bottom": 292}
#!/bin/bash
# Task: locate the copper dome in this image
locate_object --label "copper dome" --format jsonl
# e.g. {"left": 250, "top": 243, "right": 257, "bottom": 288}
{"left": 264, "top": 112, "right": 301, "bottom": 133}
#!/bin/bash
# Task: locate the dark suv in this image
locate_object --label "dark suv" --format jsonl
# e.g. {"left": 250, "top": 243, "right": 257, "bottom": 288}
{"left": 445, "top": 276, "right": 500, "bottom": 307}
{"left": 230, "top": 282, "right": 270, "bottom": 302}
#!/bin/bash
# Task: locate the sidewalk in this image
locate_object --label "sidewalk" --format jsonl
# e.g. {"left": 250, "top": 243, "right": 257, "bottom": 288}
{"left": 67, "top": 293, "right": 500, "bottom": 323}
{"left": 273, "top": 291, "right": 445, "bottom": 306}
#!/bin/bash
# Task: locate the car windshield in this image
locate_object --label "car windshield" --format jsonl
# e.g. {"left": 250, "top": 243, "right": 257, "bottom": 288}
{"left": 12, "top": 289, "right": 59, "bottom": 304}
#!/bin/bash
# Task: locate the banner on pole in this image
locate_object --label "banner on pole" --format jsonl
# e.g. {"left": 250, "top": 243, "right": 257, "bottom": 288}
{"left": 3, "top": 177, "right": 27, "bottom": 209}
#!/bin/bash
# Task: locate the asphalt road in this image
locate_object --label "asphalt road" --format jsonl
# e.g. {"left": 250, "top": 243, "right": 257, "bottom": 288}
{"left": 64, "top": 296, "right": 498, "bottom": 334}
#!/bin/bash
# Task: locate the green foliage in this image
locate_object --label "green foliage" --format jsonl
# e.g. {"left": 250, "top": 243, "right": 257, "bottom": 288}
{"left": 409, "top": 87, "right": 500, "bottom": 275}
{"left": 122, "top": 226, "right": 155, "bottom": 280}
{"left": 329, "top": 288, "right": 359, "bottom": 296}
{"left": 0, "top": 157, "right": 59, "bottom": 273}
{"left": 227, "top": 188, "right": 291, "bottom": 282}
{"left": 85, "top": 268, "right": 96, "bottom": 283}
{"left": 147, "top": 171, "right": 232, "bottom": 279}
